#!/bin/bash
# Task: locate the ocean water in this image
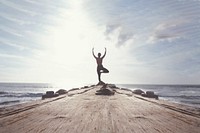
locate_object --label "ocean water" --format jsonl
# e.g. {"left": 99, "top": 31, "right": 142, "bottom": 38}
{"left": 117, "top": 84, "right": 200, "bottom": 108}
{"left": 0, "top": 83, "right": 52, "bottom": 107}
{"left": 0, "top": 82, "right": 87, "bottom": 107}
{"left": 0, "top": 83, "right": 200, "bottom": 108}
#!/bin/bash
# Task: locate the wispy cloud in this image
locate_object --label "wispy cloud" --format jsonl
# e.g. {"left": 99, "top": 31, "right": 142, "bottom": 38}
{"left": 84, "top": 0, "right": 200, "bottom": 48}
{"left": 0, "top": 53, "right": 26, "bottom": 59}
{"left": 0, "top": 25, "right": 23, "bottom": 37}
{"left": 147, "top": 19, "right": 189, "bottom": 43}
{"left": 0, "top": 12, "right": 34, "bottom": 25}
{"left": 0, "top": 37, "right": 29, "bottom": 50}
{"left": 0, "top": 0, "right": 38, "bottom": 16}
{"left": 104, "top": 25, "right": 135, "bottom": 46}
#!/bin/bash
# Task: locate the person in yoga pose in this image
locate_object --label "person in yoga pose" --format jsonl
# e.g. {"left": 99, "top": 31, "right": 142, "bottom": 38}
{"left": 92, "top": 48, "right": 109, "bottom": 82}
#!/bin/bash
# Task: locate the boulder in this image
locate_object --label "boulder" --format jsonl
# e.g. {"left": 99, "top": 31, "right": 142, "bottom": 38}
{"left": 141, "top": 91, "right": 158, "bottom": 99}
{"left": 115, "top": 87, "right": 120, "bottom": 90}
{"left": 95, "top": 88, "right": 115, "bottom": 95}
{"left": 97, "top": 81, "right": 105, "bottom": 85}
{"left": 81, "top": 86, "right": 90, "bottom": 89}
{"left": 108, "top": 84, "right": 117, "bottom": 88}
{"left": 42, "top": 91, "right": 59, "bottom": 99}
{"left": 141, "top": 93, "right": 147, "bottom": 97}
{"left": 121, "top": 88, "right": 132, "bottom": 92}
{"left": 133, "top": 89, "right": 144, "bottom": 95}
{"left": 90, "top": 85, "right": 95, "bottom": 87}
{"left": 68, "top": 88, "right": 79, "bottom": 92}
{"left": 84, "top": 86, "right": 89, "bottom": 88}
{"left": 146, "top": 91, "right": 154, "bottom": 97}
{"left": 46, "top": 91, "right": 54, "bottom": 95}
{"left": 56, "top": 89, "right": 67, "bottom": 95}
{"left": 101, "top": 84, "right": 107, "bottom": 89}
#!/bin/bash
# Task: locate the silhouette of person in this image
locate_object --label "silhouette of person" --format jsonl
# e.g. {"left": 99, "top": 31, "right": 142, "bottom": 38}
{"left": 92, "top": 48, "right": 109, "bottom": 82}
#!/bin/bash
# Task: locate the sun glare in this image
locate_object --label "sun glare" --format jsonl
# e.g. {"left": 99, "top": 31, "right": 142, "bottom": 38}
{"left": 33, "top": 1, "right": 114, "bottom": 84}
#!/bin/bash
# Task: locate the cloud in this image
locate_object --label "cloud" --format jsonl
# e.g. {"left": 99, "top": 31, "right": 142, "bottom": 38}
{"left": 0, "top": 53, "right": 25, "bottom": 59}
{"left": 83, "top": 0, "right": 138, "bottom": 47}
{"left": 117, "top": 31, "right": 134, "bottom": 47}
{"left": 0, "top": 12, "right": 34, "bottom": 25}
{"left": 0, "top": 0, "right": 38, "bottom": 16}
{"left": 147, "top": 19, "right": 190, "bottom": 43}
{"left": 0, "top": 37, "right": 29, "bottom": 50}
{"left": 104, "top": 24, "right": 135, "bottom": 46}
{"left": 84, "top": 0, "right": 200, "bottom": 49}
{"left": 104, "top": 24, "right": 120, "bottom": 36}
{"left": 0, "top": 25, "right": 23, "bottom": 37}
{"left": 148, "top": 33, "right": 181, "bottom": 44}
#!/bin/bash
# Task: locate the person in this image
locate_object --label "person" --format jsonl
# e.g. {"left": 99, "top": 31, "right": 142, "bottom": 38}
{"left": 92, "top": 47, "right": 109, "bottom": 82}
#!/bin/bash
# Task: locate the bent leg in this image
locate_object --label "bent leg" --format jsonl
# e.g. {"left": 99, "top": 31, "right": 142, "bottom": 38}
{"left": 101, "top": 67, "right": 109, "bottom": 73}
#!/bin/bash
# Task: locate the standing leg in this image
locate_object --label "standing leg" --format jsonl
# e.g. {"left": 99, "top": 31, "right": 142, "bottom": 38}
{"left": 97, "top": 68, "right": 101, "bottom": 82}
{"left": 98, "top": 71, "right": 101, "bottom": 82}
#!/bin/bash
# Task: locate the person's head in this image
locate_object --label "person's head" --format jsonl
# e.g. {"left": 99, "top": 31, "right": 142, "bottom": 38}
{"left": 98, "top": 53, "right": 101, "bottom": 57}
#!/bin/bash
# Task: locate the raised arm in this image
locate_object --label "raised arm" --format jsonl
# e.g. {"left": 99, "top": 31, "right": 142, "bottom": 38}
{"left": 92, "top": 48, "right": 97, "bottom": 58}
{"left": 102, "top": 47, "right": 106, "bottom": 58}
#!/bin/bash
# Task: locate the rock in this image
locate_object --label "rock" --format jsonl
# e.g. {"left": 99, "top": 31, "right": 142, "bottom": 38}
{"left": 90, "top": 85, "right": 95, "bottom": 87}
{"left": 108, "top": 84, "right": 116, "bottom": 88}
{"left": 68, "top": 88, "right": 79, "bottom": 92}
{"left": 42, "top": 91, "right": 59, "bottom": 99}
{"left": 56, "top": 89, "right": 67, "bottom": 95}
{"left": 133, "top": 89, "right": 144, "bottom": 95}
{"left": 141, "top": 93, "right": 147, "bottom": 97}
{"left": 146, "top": 91, "right": 158, "bottom": 99}
{"left": 146, "top": 91, "right": 154, "bottom": 96}
{"left": 46, "top": 91, "right": 54, "bottom": 95}
{"left": 84, "top": 86, "right": 89, "bottom": 88}
{"left": 96, "top": 81, "right": 105, "bottom": 85}
{"left": 115, "top": 87, "right": 120, "bottom": 89}
{"left": 154, "top": 95, "right": 159, "bottom": 100}
{"left": 101, "top": 84, "right": 107, "bottom": 89}
{"left": 95, "top": 88, "right": 115, "bottom": 95}
{"left": 141, "top": 91, "right": 159, "bottom": 99}
{"left": 121, "top": 88, "right": 132, "bottom": 92}
{"left": 81, "top": 86, "right": 90, "bottom": 89}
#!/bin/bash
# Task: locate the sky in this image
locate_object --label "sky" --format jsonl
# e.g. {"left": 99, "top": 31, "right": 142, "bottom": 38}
{"left": 0, "top": 0, "right": 200, "bottom": 85}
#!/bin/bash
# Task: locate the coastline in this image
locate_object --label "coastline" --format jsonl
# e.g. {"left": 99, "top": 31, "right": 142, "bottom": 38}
{"left": 0, "top": 84, "right": 200, "bottom": 133}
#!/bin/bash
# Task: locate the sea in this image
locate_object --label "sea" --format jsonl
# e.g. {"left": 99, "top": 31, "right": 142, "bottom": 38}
{"left": 0, "top": 83, "right": 200, "bottom": 108}
{"left": 0, "top": 82, "right": 83, "bottom": 108}
{"left": 117, "top": 84, "right": 200, "bottom": 108}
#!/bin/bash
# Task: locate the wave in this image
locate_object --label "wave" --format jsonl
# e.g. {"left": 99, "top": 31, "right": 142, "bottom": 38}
{"left": 180, "top": 100, "right": 200, "bottom": 105}
{"left": 0, "top": 83, "right": 53, "bottom": 88}
{"left": 0, "top": 100, "right": 20, "bottom": 105}
{"left": 0, "top": 91, "right": 9, "bottom": 94}
{"left": 0, "top": 92, "right": 43, "bottom": 98}
{"left": 161, "top": 95, "right": 200, "bottom": 100}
